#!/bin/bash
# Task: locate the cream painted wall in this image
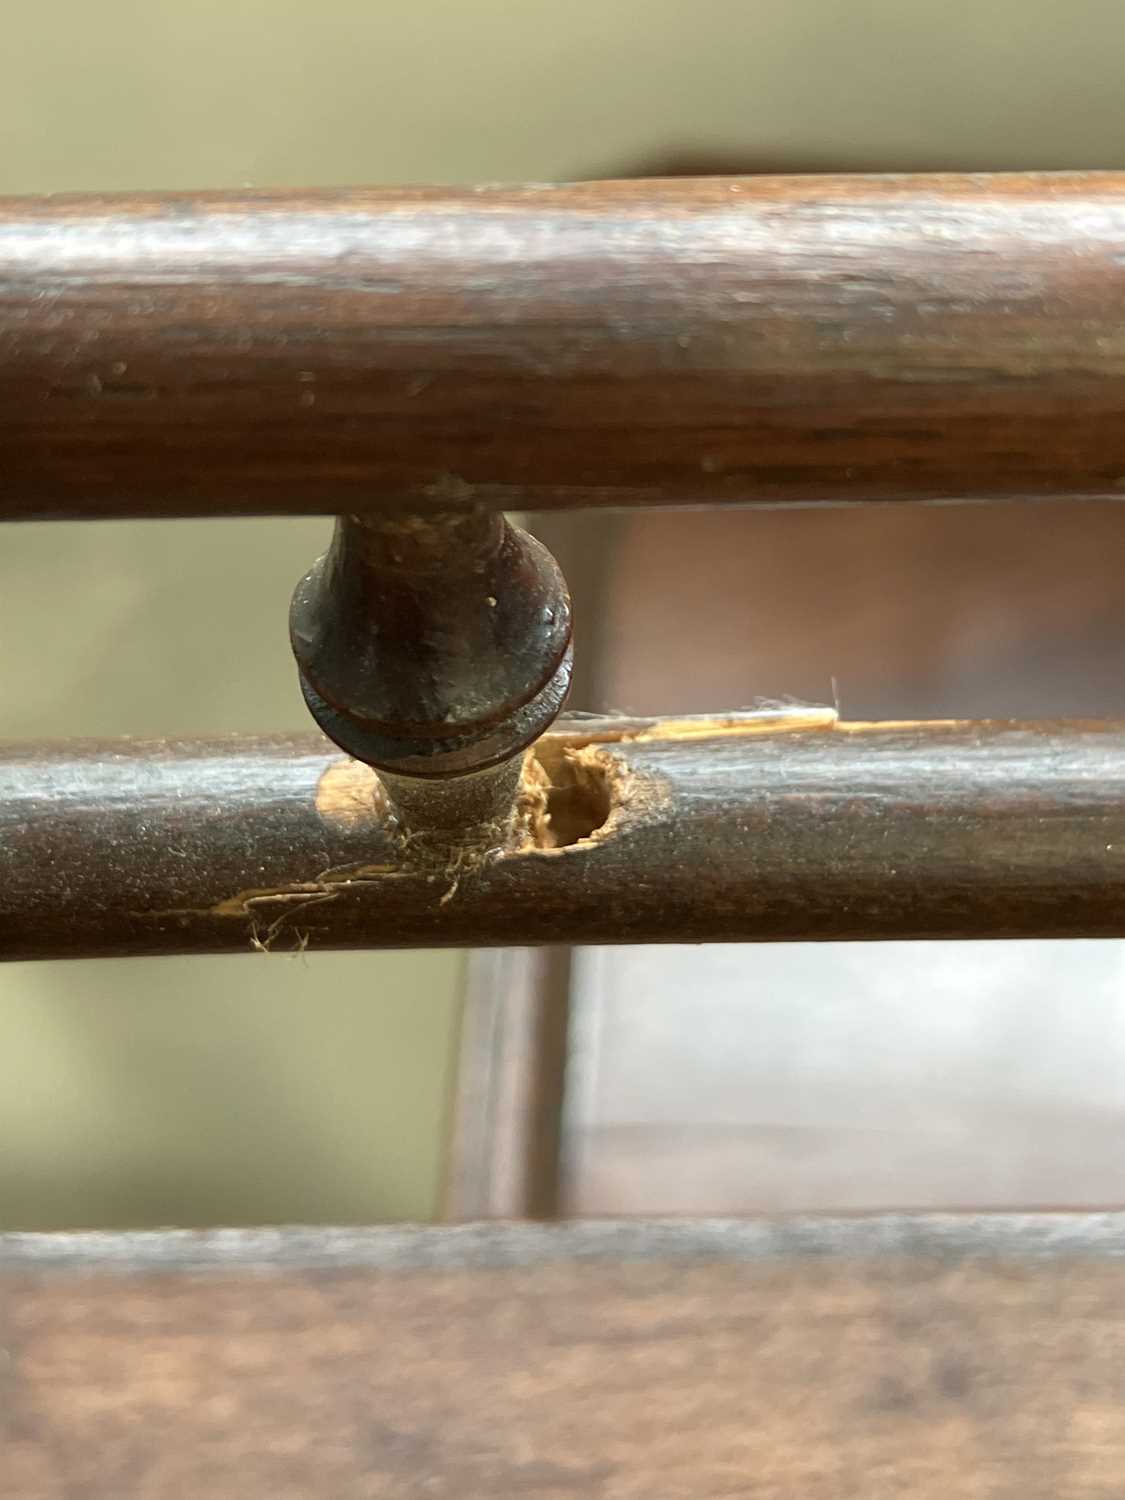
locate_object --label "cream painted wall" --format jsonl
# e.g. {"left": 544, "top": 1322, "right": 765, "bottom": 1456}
{"left": 5, "top": 0, "right": 1125, "bottom": 194}
{"left": 0, "top": 519, "right": 466, "bottom": 1229}
{"left": 3, "top": 0, "right": 1125, "bottom": 1227}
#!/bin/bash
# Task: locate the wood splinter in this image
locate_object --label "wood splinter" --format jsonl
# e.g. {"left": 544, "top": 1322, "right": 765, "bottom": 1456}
{"left": 6, "top": 713, "right": 1125, "bottom": 960}
{"left": 289, "top": 507, "right": 573, "bottom": 849}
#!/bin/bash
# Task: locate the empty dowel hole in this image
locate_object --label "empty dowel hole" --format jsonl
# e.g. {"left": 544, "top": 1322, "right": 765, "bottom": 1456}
{"left": 528, "top": 744, "right": 615, "bottom": 849}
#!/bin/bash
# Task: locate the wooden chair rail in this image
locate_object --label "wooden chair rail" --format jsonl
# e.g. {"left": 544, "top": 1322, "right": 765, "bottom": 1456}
{"left": 5, "top": 1214, "right": 1125, "bottom": 1497}
{"left": 8, "top": 172, "right": 1124, "bottom": 1496}
{"left": 5, "top": 173, "right": 1125, "bottom": 518}
{"left": 5, "top": 711, "right": 1125, "bottom": 959}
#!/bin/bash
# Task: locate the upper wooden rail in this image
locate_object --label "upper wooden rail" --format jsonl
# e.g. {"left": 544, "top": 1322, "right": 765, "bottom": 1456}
{"left": 5, "top": 173, "right": 1125, "bottom": 518}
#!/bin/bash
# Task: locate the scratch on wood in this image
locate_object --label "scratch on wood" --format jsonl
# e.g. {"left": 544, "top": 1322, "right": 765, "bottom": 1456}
{"left": 629, "top": 707, "right": 837, "bottom": 741}
{"left": 144, "top": 707, "right": 844, "bottom": 945}
{"left": 832, "top": 718, "right": 971, "bottom": 734}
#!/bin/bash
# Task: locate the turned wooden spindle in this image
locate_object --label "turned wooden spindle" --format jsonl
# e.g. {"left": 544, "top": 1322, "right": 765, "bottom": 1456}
{"left": 289, "top": 508, "right": 572, "bottom": 843}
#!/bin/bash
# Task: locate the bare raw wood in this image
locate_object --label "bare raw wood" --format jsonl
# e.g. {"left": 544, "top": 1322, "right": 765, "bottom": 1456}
{"left": 6, "top": 174, "right": 1125, "bottom": 517}
{"left": 4, "top": 1216, "right": 1125, "bottom": 1497}
{"left": 4, "top": 712, "right": 1125, "bottom": 960}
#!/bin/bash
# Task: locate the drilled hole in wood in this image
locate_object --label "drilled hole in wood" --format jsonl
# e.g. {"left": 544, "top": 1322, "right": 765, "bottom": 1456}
{"left": 525, "top": 744, "right": 615, "bottom": 849}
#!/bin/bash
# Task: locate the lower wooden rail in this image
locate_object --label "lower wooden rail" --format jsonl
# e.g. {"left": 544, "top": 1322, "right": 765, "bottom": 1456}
{"left": 4, "top": 709, "right": 1125, "bottom": 958}
{"left": 4, "top": 1215, "right": 1125, "bottom": 1495}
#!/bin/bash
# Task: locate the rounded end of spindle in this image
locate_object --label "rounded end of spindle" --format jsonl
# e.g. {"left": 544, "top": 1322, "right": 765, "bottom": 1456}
{"left": 289, "top": 509, "right": 572, "bottom": 835}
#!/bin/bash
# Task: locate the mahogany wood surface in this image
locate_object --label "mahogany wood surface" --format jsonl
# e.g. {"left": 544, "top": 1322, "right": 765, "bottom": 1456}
{"left": 6, "top": 175, "right": 1125, "bottom": 517}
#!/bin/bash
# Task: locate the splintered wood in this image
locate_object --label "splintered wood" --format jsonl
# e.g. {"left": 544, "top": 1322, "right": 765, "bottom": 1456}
{"left": 5, "top": 712, "right": 1125, "bottom": 957}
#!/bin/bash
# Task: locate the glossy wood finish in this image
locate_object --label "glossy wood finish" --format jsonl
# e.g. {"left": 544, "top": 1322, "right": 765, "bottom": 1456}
{"left": 5, "top": 1216, "right": 1125, "bottom": 1497}
{"left": 7, "top": 175, "right": 1125, "bottom": 517}
{"left": 291, "top": 510, "right": 572, "bottom": 780}
{"left": 5, "top": 713, "right": 1125, "bottom": 960}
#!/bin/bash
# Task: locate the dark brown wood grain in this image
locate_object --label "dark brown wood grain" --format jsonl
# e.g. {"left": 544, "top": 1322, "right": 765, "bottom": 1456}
{"left": 4, "top": 1216, "right": 1125, "bottom": 1497}
{"left": 5, "top": 712, "right": 1125, "bottom": 959}
{"left": 290, "top": 509, "right": 572, "bottom": 780}
{"left": 6, "top": 175, "right": 1125, "bottom": 517}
